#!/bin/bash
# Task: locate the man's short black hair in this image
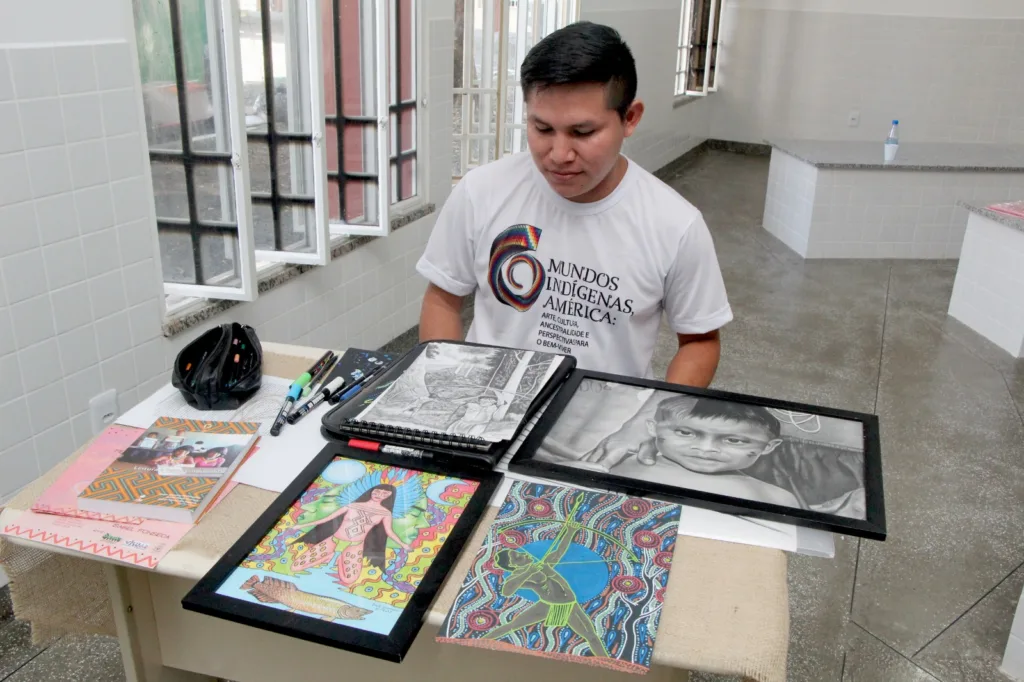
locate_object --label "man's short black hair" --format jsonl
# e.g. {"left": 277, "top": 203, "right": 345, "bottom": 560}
{"left": 520, "top": 21, "right": 637, "bottom": 119}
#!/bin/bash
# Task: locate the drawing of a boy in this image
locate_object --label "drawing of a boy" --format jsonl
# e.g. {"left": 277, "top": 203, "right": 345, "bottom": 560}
{"left": 609, "top": 396, "right": 798, "bottom": 507}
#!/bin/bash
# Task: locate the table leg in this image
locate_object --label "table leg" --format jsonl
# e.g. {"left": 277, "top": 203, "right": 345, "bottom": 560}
{"left": 104, "top": 564, "right": 214, "bottom": 682}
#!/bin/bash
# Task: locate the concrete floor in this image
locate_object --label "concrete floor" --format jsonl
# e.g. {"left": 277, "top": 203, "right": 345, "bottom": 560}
{"left": 2, "top": 150, "right": 1023, "bottom": 680}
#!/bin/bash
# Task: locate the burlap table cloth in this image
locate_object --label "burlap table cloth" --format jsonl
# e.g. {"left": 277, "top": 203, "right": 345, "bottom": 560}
{"left": 0, "top": 343, "right": 790, "bottom": 681}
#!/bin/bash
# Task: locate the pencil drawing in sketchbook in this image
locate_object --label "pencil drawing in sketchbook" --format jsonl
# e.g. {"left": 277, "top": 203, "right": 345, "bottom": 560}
{"left": 354, "top": 343, "right": 561, "bottom": 442}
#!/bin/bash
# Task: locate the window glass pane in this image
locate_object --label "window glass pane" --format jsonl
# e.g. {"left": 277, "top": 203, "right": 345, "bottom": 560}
{"left": 272, "top": 0, "right": 313, "bottom": 134}
{"left": 158, "top": 229, "right": 196, "bottom": 284}
{"left": 343, "top": 180, "right": 380, "bottom": 225}
{"left": 279, "top": 204, "right": 318, "bottom": 253}
{"left": 253, "top": 203, "right": 275, "bottom": 250}
{"left": 199, "top": 231, "right": 242, "bottom": 286}
{"left": 453, "top": 93, "right": 463, "bottom": 135}
{"left": 248, "top": 139, "right": 272, "bottom": 193}
{"left": 193, "top": 162, "right": 237, "bottom": 223}
{"left": 278, "top": 143, "right": 315, "bottom": 197}
{"left": 399, "top": 158, "right": 416, "bottom": 201}
{"left": 453, "top": 0, "right": 465, "bottom": 89}
{"left": 150, "top": 160, "right": 188, "bottom": 220}
{"left": 180, "top": 0, "right": 232, "bottom": 153}
{"left": 239, "top": 1, "right": 269, "bottom": 133}
{"left": 396, "top": 0, "right": 415, "bottom": 102}
{"left": 400, "top": 108, "right": 416, "bottom": 153}
{"left": 134, "top": 0, "right": 183, "bottom": 151}
{"left": 343, "top": 0, "right": 377, "bottom": 118}
{"left": 452, "top": 139, "right": 462, "bottom": 178}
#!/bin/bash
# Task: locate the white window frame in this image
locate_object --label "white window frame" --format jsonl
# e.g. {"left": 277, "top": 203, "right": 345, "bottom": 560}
{"left": 140, "top": 0, "right": 422, "bottom": 304}
{"left": 675, "top": 0, "right": 721, "bottom": 99}
{"left": 161, "top": 0, "right": 259, "bottom": 302}
{"left": 330, "top": 0, "right": 426, "bottom": 239}
{"left": 452, "top": 0, "right": 579, "bottom": 181}
{"left": 242, "top": 0, "right": 332, "bottom": 267}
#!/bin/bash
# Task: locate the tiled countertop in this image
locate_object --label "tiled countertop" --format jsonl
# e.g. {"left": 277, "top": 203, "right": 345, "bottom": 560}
{"left": 958, "top": 200, "right": 1024, "bottom": 234}
{"left": 768, "top": 139, "right": 1024, "bottom": 172}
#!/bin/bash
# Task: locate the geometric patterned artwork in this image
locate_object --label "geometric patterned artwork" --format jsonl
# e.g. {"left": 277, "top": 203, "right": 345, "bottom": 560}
{"left": 76, "top": 418, "right": 258, "bottom": 515}
{"left": 79, "top": 468, "right": 217, "bottom": 508}
{"left": 151, "top": 416, "right": 260, "bottom": 434}
{"left": 437, "top": 480, "right": 681, "bottom": 674}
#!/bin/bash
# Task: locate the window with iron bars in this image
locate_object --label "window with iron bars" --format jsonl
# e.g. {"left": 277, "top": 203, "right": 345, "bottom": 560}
{"left": 675, "top": 0, "right": 722, "bottom": 98}
{"left": 133, "top": 0, "right": 421, "bottom": 303}
{"left": 451, "top": 0, "right": 579, "bottom": 181}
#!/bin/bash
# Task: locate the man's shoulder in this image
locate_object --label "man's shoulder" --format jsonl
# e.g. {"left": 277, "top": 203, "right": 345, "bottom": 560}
{"left": 623, "top": 160, "right": 703, "bottom": 223}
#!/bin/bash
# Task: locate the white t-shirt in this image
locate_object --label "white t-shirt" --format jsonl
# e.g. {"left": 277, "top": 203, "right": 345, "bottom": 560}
{"left": 416, "top": 153, "right": 733, "bottom": 378}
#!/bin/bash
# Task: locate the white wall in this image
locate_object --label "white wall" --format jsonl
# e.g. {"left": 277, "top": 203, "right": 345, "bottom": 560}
{"left": 581, "top": 0, "right": 712, "bottom": 170}
{"left": 0, "top": 0, "right": 129, "bottom": 44}
{"left": 712, "top": 0, "right": 1024, "bottom": 144}
{"left": 0, "top": 0, "right": 454, "bottom": 502}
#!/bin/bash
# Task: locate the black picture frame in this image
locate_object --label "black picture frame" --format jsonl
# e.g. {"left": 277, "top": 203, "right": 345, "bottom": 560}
{"left": 508, "top": 371, "right": 886, "bottom": 541}
{"left": 181, "top": 443, "right": 502, "bottom": 662}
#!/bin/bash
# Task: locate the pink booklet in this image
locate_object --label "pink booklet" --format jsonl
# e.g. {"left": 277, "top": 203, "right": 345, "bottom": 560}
{"left": 987, "top": 201, "right": 1024, "bottom": 219}
{"left": 31, "top": 424, "right": 149, "bottom": 524}
{"left": 4, "top": 424, "right": 245, "bottom": 569}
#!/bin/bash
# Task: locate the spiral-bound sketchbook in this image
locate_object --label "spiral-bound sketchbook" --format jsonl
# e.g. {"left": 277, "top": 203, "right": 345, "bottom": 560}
{"left": 321, "top": 341, "right": 575, "bottom": 466}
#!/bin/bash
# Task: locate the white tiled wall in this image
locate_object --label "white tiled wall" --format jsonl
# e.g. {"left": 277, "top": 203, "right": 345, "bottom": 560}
{"left": 582, "top": 0, "right": 712, "bottom": 169}
{"left": 0, "top": 1, "right": 456, "bottom": 503}
{"left": 808, "top": 170, "right": 1024, "bottom": 259}
{"left": 713, "top": 6, "right": 1024, "bottom": 145}
{"left": 947, "top": 214, "right": 1024, "bottom": 358}
{"left": 0, "top": 40, "right": 158, "bottom": 499}
{"left": 762, "top": 150, "right": 1024, "bottom": 259}
{"left": 763, "top": 151, "right": 818, "bottom": 255}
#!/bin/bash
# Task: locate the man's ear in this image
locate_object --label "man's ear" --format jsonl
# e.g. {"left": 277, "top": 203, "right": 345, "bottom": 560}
{"left": 645, "top": 419, "right": 656, "bottom": 437}
{"left": 623, "top": 100, "right": 644, "bottom": 138}
{"left": 763, "top": 439, "right": 784, "bottom": 455}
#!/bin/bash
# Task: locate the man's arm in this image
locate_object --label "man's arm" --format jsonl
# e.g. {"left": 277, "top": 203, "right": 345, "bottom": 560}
{"left": 419, "top": 283, "right": 466, "bottom": 342}
{"left": 666, "top": 330, "right": 721, "bottom": 388}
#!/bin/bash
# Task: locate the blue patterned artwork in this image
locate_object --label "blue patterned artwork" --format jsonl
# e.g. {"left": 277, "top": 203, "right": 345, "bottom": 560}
{"left": 437, "top": 481, "right": 680, "bottom": 674}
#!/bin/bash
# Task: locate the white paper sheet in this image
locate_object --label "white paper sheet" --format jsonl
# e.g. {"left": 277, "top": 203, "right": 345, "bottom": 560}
{"left": 117, "top": 379, "right": 332, "bottom": 493}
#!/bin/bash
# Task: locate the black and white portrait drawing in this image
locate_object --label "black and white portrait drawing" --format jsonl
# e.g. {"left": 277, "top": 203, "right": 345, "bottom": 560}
{"left": 530, "top": 379, "right": 867, "bottom": 521}
{"left": 355, "top": 343, "right": 562, "bottom": 443}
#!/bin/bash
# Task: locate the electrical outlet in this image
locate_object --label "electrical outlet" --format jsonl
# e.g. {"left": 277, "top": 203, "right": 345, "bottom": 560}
{"left": 848, "top": 110, "right": 861, "bottom": 128}
{"left": 89, "top": 389, "right": 118, "bottom": 435}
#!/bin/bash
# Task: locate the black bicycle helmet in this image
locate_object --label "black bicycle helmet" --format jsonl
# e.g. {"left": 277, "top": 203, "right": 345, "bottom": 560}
{"left": 171, "top": 322, "right": 263, "bottom": 410}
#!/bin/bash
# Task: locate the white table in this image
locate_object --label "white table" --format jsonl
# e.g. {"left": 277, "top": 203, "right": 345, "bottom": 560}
{"left": 762, "top": 139, "right": 1024, "bottom": 259}
{"left": 947, "top": 201, "right": 1024, "bottom": 358}
{"left": 0, "top": 342, "right": 791, "bottom": 682}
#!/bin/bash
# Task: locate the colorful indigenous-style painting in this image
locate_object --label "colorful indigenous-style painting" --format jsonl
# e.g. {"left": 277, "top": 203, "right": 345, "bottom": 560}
{"left": 437, "top": 481, "right": 680, "bottom": 674}
{"left": 215, "top": 457, "right": 479, "bottom": 635}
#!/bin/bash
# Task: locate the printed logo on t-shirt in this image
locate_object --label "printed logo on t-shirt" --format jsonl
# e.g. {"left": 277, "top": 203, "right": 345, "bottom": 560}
{"left": 488, "top": 224, "right": 546, "bottom": 311}
{"left": 487, "top": 224, "right": 636, "bottom": 355}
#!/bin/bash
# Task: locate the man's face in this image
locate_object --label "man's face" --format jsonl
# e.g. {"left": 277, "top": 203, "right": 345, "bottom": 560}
{"left": 647, "top": 416, "right": 782, "bottom": 473}
{"left": 525, "top": 83, "right": 642, "bottom": 203}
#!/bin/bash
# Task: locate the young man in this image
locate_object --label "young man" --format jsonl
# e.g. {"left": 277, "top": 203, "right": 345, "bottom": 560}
{"left": 416, "top": 21, "right": 732, "bottom": 389}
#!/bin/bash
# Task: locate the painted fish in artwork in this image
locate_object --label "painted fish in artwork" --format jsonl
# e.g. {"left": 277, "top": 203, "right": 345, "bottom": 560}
{"left": 241, "top": 575, "right": 373, "bottom": 622}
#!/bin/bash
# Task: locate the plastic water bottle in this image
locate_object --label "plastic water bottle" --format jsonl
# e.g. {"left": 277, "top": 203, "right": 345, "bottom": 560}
{"left": 884, "top": 120, "right": 899, "bottom": 163}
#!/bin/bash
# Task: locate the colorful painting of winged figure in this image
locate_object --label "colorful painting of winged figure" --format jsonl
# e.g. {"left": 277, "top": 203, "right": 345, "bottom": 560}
{"left": 437, "top": 481, "right": 680, "bottom": 674}
{"left": 215, "top": 457, "right": 479, "bottom": 635}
